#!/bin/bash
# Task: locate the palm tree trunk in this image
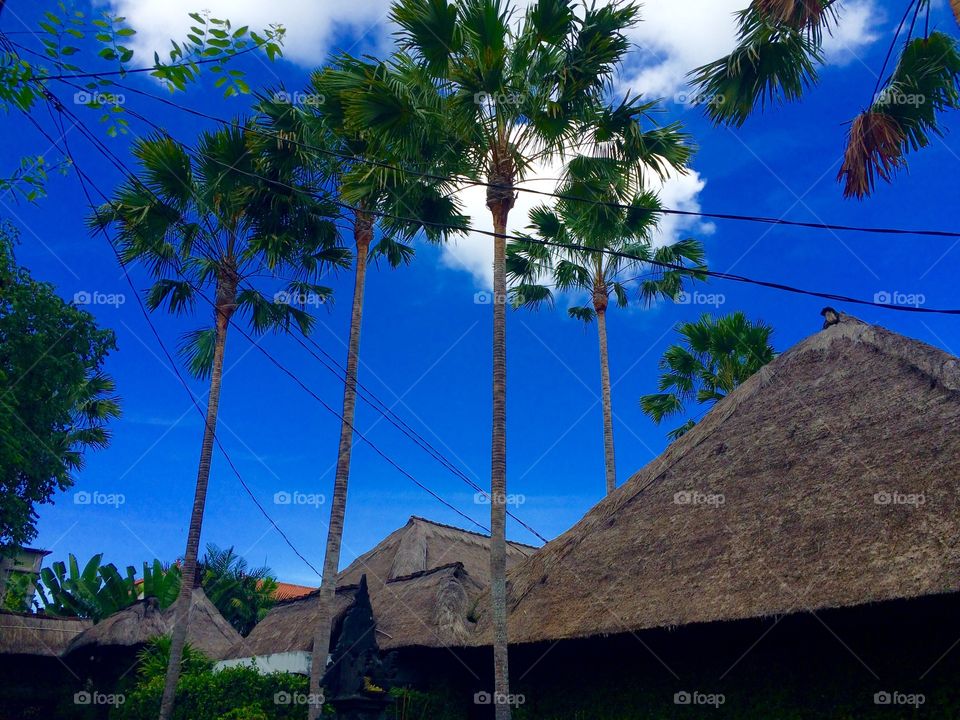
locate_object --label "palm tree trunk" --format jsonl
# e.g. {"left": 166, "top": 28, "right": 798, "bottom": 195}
{"left": 596, "top": 306, "right": 617, "bottom": 494}
{"left": 307, "top": 212, "right": 372, "bottom": 720}
{"left": 487, "top": 157, "right": 513, "bottom": 720}
{"left": 158, "top": 273, "right": 236, "bottom": 720}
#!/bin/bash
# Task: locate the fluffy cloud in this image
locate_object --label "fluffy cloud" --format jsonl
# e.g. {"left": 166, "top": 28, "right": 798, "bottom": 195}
{"left": 442, "top": 159, "right": 714, "bottom": 290}
{"left": 101, "top": 0, "right": 393, "bottom": 67}
{"left": 621, "top": 0, "right": 882, "bottom": 99}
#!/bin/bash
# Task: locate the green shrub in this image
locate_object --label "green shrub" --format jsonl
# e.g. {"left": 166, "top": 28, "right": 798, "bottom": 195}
{"left": 112, "top": 664, "right": 311, "bottom": 720}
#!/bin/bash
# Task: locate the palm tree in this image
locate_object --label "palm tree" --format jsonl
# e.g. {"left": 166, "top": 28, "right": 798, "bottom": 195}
{"left": 341, "top": 0, "right": 692, "bottom": 711}
{"left": 640, "top": 311, "right": 775, "bottom": 440}
{"left": 689, "top": 0, "right": 960, "bottom": 198}
{"left": 295, "top": 62, "right": 467, "bottom": 717}
{"left": 508, "top": 157, "right": 705, "bottom": 494}
{"left": 198, "top": 543, "right": 277, "bottom": 636}
{"left": 94, "top": 119, "right": 343, "bottom": 720}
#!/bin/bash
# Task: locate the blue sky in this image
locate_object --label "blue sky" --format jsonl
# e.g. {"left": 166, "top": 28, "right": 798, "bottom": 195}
{"left": 3, "top": 0, "right": 959, "bottom": 587}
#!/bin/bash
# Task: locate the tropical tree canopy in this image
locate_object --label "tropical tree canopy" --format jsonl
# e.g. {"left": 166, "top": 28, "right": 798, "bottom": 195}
{"left": 689, "top": 0, "right": 960, "bottom": 198}
{"left": 0, "top": 221, "right": 120, "bottom": 549}
{"left": 197, "top": 543, "right": 277, "bottom": 636}
{"left": 92, "top": 119, "right": 347, "bottom": 379}
{"left": 640, "top": 311, "right": 776, "bottom": 440}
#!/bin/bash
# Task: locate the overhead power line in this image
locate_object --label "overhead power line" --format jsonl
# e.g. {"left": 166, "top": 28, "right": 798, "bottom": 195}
{"left": 33, "top": 69, "right": 960, "bottom": 241}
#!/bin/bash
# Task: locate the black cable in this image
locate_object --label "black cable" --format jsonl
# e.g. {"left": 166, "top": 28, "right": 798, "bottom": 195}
{"left": 25, "top": 63, "right": 960, "bottom": 241}
{"left": 21, "top": 99, "right": 324, "bottom": 578}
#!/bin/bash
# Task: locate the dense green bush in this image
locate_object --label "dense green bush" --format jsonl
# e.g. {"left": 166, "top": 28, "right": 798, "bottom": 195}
{"left": 111, "top": 665, "right": 313, "bottom": 720}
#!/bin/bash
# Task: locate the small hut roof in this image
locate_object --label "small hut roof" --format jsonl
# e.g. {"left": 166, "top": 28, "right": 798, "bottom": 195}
{"left": 225, "top": 516, "right": 531, "bottom": 657}
{"left": 65, "top": 588, "right": 241, "bottom": 660}
{"left": 470, "top": 313, "right": 960, "bottom": 644}
{"left": 0, "top": 611, "right": 91, "bottom": 657}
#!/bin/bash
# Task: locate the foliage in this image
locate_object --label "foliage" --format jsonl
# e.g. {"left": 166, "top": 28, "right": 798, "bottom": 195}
{"left": 0, "top": 155, "right": 71, "bottom": 204}
{"left": 0, "top": 221, "right": 120, "bottom": 548}
{"left": 198, "top": 544, "right": 277, "bottom": 637}
{"left": 92, "top": 120, "right": 346, "bottom": 379}
{"left": 1, "top": 569, "right": 36, "bottom": 612}
{"left": 508, "top": 156, "right": 706, "bottom": 315}
{"left": 640, "top": 311, "right": 776, "bottom": 440}
{"left": 112, "top": 663, "right": 313, "bottom": 720}
{"left": 135, "top": 636, "right": 214, "bottom": 681}
{"left": 389, "top": 686, "right": 467, "bottom": 720}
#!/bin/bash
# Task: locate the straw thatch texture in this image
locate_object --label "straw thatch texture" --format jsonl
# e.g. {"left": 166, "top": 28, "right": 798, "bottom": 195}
{"left": 226, "top": 517, "right": 532, "bottom": 657}
{"left": 65, "top": 588, "right": 241, "bottom": 660}
{"left": 471, "top": 313, "right": 960, "bottom": 645}
{"left": 0, "top": 611, "right": 91, "bottom": 656}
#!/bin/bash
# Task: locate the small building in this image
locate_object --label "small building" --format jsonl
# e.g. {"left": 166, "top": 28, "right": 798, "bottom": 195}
{"left": 0, "top": 546, "right": 50, "bottom": 608}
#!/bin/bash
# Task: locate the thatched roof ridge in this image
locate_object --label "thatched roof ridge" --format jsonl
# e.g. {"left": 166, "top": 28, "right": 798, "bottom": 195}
{"left": 225, "top": 515, "right": 535, "bottom": 657}
{"left": 0, "top": 611, "right": 91, "bottom": 657}
{"left": 65, "top": 588, "right": 241, "bottom": 660}
{"left": 470, "top": 312, "right": 960, "bottom": 645}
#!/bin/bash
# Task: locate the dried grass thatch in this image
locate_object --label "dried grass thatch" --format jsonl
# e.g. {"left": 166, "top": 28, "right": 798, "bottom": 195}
{"left": 65, "top": 588, "right": 241, "bottom": 660}
{"left": 225, "top": 517, "right": 533, "bottom": 658}
{"left": 471, "top": 312, "right": 960, "bottom": 645}
{"left": 952, "top": 0, "right": 960, "bottom": 28}
{"left": 0, "top": 611, "right": 91, "bottom": 657}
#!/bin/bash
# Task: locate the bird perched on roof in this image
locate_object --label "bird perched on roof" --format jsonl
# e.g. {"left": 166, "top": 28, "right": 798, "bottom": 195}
{"left": 821, "top": 307, "right": 841, "bottom": 328}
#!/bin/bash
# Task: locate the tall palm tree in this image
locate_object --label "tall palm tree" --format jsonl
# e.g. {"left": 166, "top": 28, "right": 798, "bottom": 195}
{"left": 341, "top": 0, "right": 692, "bottom": 712}
{"left": 509, "top": 157, "right": 705, "bottom": 495}
{"left": 689, "top": 0, "right": 960, "bottom": 198}
{"left": 94, "top": 120, "right": 343, "bottom": 720}
{"left": 296, "top": 62, "right": 468, "bottom": 718}
{"left": 640, "top": 311, "right": 776, "bottom": 439}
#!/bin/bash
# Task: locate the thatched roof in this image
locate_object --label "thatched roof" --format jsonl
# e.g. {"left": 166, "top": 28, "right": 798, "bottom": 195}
{"left": 471, "top": 312, "right": 960, "bottom": 645}
{"left": 65, "top": 588, "right": 241, "bottom": 660}
{"left": 0, "top": 611, "right": 91, "bottom": 657}
{"left": 225, "top": 516, "right": 534, "bottom": 657}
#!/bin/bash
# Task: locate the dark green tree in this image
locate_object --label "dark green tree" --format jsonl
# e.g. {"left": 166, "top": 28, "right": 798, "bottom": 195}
{"left": 640, "top": 312, "right": 776, "bottom": 440}
{"left": 0, "top": 221, "right": 120, "bottom": 549}
{"left": 199, "top": 543, "right": 277, "bottom": 637}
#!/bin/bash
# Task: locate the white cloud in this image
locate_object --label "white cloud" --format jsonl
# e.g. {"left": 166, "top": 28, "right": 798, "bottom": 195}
{"left": 102, "top": 0, "right": 393, "bottom": 68}
{"left": 442, "top": 160, "right": 713, "bottom": 290}
{"left": 621, "top": 0, "right": 882, "bottom": 99}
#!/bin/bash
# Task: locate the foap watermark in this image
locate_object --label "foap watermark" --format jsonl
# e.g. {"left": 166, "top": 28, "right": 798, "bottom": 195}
{"left": 473, "top": 90, "right": 525, "bottom": 106}
{"left": 274, "top": 690, "right": 326, "bottom": 706}
{"left": 474, "top": 290, "right": 512, "bottom": 305}
{"left": 272, "top": 90, "right": 324, "bottom": 107}
{"left": 674, "top": 691, "right": 725, "bottom": 707}
{"left": 474, "top": 491, "right": 526, "bottom": 507}
{"left": 874, "top": 691, "right": 925, "bottom": 708}
{"left": 674, "top": 490, "right": 725, "bottom": 507}
{"left": 74, "top": 91, "right": 126, "bottom": 106}
{"left": 273, "top": 490, "right": 326, "bottom": 508}
{"left": 74, "top": 691, "right": 125, "bottom": 707}
{"left": 74, "top": 490, "right": 125, "bottom": 508}
{"left": 873, "top": 490, "right": 925, "bottom": 508}
{"left": 474, "top": 691, "right": 526, "bottom": 707}
{"left": 74, "top": 290, "right": 126, "bottom": 308}
{"left": 274, "top": 290, "right": 327, "bottom": 307}
{"left": 674, "top": 91, "right": 724, "bottom": 109}
{"left": 676, "top": 290, "right": 725, "bottom": 308}
{"left": 874, "top": 90, "right": 926, "bottom": 108}
{"left": 873, "top": 290, "right": 926, "bottom": 308}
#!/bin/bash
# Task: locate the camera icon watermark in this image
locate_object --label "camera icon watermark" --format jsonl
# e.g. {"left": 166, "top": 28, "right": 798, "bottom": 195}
{"left": 674, "top": 490, "right": 725, "bottom": 507}
{"left": 873, "top": 489, "right": 925, "bottom": 508}
{"left": 474, "top": 491, "right": 526, "bottom": 507}
{"left": 74, "top": 691, "right": 125, "bottom": 706}
{"left": 873, "top": 290, "right": 926, "bottom": 308}
{"left": 73, "top": 290, "right": 126, "bottom": 308}
{"left": 74, "top": 91, "right": 126, "bottom": 106}
{"left": 473, "top": 90, "right": 523, "bottom": 106}
{"left": 474, "top": 290, "right": 512, "bottom": 305}
{"left": 272, "top": 91, "right": 324, "bottom": 107}
{"left": 673, "top": 690, "right": 724, "bottom": 707}
{"left": 274, "top": 690, "right": 325, "bottom": 706}
{"left": 473, "top": 690, "right": 526, "bottom": 707}
{"left": 874, "top": 690, "right": 924, "bottom": 707}
{"left": 273, "top": 490, "right": 325, "bottom": 508}
{"left": 274, "top": 290, "right": 327, "bottom": 307}
{"left": 874, "top": 90, "right": 926, "bottom": 108}
{"left": 674, "top": 91, "right": 724, "bottom": 108}
{"left": 676, "top": 291, "right": 725, "bottom": 308}
{"left": 74, "top": 490, "right": 125, "bottom": 508}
